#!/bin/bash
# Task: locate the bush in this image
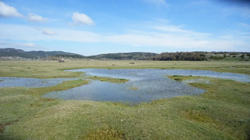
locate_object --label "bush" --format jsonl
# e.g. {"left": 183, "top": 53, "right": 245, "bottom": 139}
{"left": 174, "top": 77, "right": 183, "bottom": 81}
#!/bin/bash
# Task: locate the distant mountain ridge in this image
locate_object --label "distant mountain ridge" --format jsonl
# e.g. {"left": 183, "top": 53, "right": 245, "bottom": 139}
{"left": 1, "top": 48, "right": 249, "bottom": 61}
{"left": 0, "top": 48, "right": 83, "bottom": 59}
{"left": 88, "top": 52, "right": 157, "bottom": 60}
{"left": 0, "top": 48, "right": 157, "bottom": 60}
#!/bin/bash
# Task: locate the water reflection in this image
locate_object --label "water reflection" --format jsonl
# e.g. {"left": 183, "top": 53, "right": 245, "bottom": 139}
{"left": 42, "top": 69, "right": 250, "bottom": 104}
{"left": 0, "top": 77, "right": 76, "bottom": 88}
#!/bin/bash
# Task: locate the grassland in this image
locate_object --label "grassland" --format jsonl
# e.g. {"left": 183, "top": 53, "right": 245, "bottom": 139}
{"left": 0, "top": 60, "right": 250, "bottom": 140}
{"left": 0, "top": 60, "right": 249, "bottom": 79}
{"left": 87, "top": 76, "right": 129, "bottom": 84}
{"left": 168, "top": 75, "right": 204, "bottom": 81}
{"left": 128, "top": 87, "right": 139, "bottom": 90}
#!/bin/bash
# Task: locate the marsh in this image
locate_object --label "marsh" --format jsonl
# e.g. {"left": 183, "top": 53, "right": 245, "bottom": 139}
{"left": 42, "top": 69, "right": 250, "bottom": 104}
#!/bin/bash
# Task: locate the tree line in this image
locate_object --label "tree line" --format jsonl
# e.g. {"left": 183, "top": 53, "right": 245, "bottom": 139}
{"left": 151, "top": 52, "right": 206, "bottom": 61}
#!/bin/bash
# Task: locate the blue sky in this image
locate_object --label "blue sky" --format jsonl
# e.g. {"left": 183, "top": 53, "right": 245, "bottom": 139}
{"left": 0, "top": 0, "right": 249, "bottom": 55}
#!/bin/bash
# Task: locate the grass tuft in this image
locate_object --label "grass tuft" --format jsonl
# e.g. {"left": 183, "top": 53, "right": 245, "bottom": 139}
{"left": 26, "top": 79, "right": 89, "bottom": 96}
{"left": 174, "top": 77, "right": 183, "bottom": 81}
{"left": 182, "top": 110, "right": 214, "bottom": 123}
{"left": 81, "top": 127, "right": 126, "bottom": 140}
{"left": 87, "top": 76, "right": 129, "bottom": 83}
{"left": 128, "top": 87, "right": 139, "bottom": 90}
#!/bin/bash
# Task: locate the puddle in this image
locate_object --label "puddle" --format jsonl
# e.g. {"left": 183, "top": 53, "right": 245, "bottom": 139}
{"left": 42, "top": 69, "right": 250, "bottom": 104}
{"left": 183, "top": 79, "right": 211, "bottom": 84}
{"left": 0, "top": 77, "right": 76, "bottom": 88}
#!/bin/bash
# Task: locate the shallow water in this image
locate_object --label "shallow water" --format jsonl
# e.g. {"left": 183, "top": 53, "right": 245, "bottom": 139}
{"left": 0, "top": 77, "right": 76, "bottom": 88}
{"left": 183, "top": 79, "right": 211, "bottom": 84}
{"left": 42, "top": 69, "right": 250, "bottom": 104}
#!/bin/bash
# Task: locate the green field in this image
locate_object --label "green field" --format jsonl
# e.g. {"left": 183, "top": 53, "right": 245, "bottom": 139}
{"left": 0, "top": 61, "right": 250, "bottom": 140}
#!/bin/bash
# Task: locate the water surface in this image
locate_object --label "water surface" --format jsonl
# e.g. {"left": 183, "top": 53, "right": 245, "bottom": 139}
{"left": 42, "top": 69, "right": 250, "bottom": 104}
{"left": 0, "top": 77, "right": 76, "bottom": 88}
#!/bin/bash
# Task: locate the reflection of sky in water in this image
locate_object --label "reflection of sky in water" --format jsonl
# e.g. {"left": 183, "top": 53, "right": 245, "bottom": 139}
{"left": 0, "top": 77, "right": 76, "bottom": 88}
{"left": 43, "top": 69, "right": 250, "bottom": 104}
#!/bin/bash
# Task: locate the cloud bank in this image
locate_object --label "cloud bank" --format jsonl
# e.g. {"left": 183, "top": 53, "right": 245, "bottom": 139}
{"left": 28, "top": 13, "right": 48, "bottom": 22}
{"left": 71, "top": 12, "right": 94, "bottom": 26}
{"left": 0, "top": 41, "right": 41, "bottom": 49}
{"left": 0, "top": 24, "right": 248, "bottom": 51}
{"left": 144, "top": 0, "right": 167, "bottom": 6}
{"left": 0, "top": 2, "right": 22, "bottom": 17}
{"left": 42, "top": 29, "right": 55, "bottom": 35}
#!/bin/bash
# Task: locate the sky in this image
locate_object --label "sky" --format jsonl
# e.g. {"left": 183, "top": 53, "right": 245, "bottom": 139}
{"left": 0, "top": 0, "right": 249, "bottom": 56}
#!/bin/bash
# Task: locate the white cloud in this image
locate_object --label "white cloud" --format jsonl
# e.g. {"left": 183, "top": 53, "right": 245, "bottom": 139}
{"left": 240, "top": 23, "right": 250, "bottom": 27}
{"left": 191, "top": 0, "right": 209, "bottom": 5}
{"left": 0, "top": 24, "right": 249, "bottom": 51}
{"left": 153, "top": 25, "right": 189, "bottom": 32}
{"left": 34, "top": 26, "right": 41, "bottom": 31}
{"left": 0, "top": 1, "right": 22, "bottom": 17}
{"left": 42, "top": 29, "right": 55, "bottom": 35}
{"left": 106, "top": 33, "right": 212, "bottom": 49}
{"left": 242, "top": 6, "right": 250, "bottom": 19}
{"left": 220, "top": 34, "right": 234, "bottom": 39}
{"left": 152, "top": 25, "right": 211, "bottom": 38}
{"left": 28, "top": 13, "right": 48, "bottom": 22}
{"left": 144, "top": 0, "right": 167, "bottom": 6}
{"left": 0, "top": 24, "right": 102, "bottom": 42}
{"left": 18, "top": 43, "right": 36, "bottom": 47}
{"left": 0, "top": 41, "right": 41, "bottom": 49}
{"left": 71, "top": 12, "right": 94, "bottom": 26}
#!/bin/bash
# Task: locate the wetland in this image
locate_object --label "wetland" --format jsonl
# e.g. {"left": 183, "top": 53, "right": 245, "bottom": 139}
{"left": 43, "top": 69, "right": 249, "bottom": 104}
{"left": 0, "top": 61, "right": 250, "bottom": 140}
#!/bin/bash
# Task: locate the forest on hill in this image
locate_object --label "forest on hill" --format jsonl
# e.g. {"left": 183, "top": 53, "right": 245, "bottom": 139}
{"left": 0, "top": 48, "right": 249, "bottom": 61}
{"left": 0, "top": 48, "right": 80, "bottom": 59}
{"left": 152, "top": 52, "right": 250, "bottom": 61}
{"left": 87, "top": 52, "right": 157, "bottom": 60}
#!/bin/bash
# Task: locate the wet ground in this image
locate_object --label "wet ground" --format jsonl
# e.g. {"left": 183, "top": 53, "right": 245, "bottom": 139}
{"left": 0, "top": 77, "right": 76, "bottom": 88}
{"left": 41, "top": 69, "right": 250, "bottom": 104}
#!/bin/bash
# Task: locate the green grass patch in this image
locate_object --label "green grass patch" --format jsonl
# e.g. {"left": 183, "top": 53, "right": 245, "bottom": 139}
{"left": 174, "top": 77, "right": 183, "bottom": 81}
{"left": 168, "top": 75, "right": 210, "bottom": 82}
{"left": 0, "top": 76, "right": 249, "bottom": 139}
{"left": 0, "top": 61, "right": 250, "bottom": 139}
{"left": 130, "top": 73, "right": 137, "bottom": 75}
{"left": 80, "top": 127, "right": 126, "bottom": 140}
{"left": 169, "top": 75, "right": 184, "bottom": 81}
{"left": 87, "top": 76, "right": 129, "bottom": 83}
{"left": 182, "top": 110, "right": 214, "bottom": 123}
{"left": 26, "top": 79, "right": 89, "bottom": 96}
{"left": 0, "top": 61, "right": 250, "bottom": 79}
{"left": 128, "top": 87, "right": 139, "bottom": 90}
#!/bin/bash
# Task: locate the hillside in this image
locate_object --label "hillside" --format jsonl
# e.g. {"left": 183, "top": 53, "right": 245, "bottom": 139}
{"left": 27, "top": 51, "right": 79, "bottom": 59}
{"left": 87, "top": 52, "right": 157, "bottom": 60}
{"left": 0, "top": 48, "right": 249, "bottom": 61}
{"left": 0, "top": 48, "right": 84, "bottom": 59}
{"left": 0, "top": 48, "right": 35, "bottom": 58}
{"left": 152, "top": 52, "right": 250, "bottom": 61}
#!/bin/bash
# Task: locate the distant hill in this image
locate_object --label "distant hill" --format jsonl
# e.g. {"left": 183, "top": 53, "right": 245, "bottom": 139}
{"left": 27, "top": 51, "right": 79, "bottom": 59}
{"left": 0, "top": 48, "right": 84, "bottom": 59}
{"left": 87, "top": 52, "right": 157, "bottom": 60}
{"left": 152, "top": 52, "right": 250, "bottom": 61}
{"left": 0, "top": 48, "right": 157, "bottom": 60}
{"left": 1, "top": 48, "right": 249, "bottom": 61}
{"left": 0, "top": 48, "right": 35, "bottom": 58}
